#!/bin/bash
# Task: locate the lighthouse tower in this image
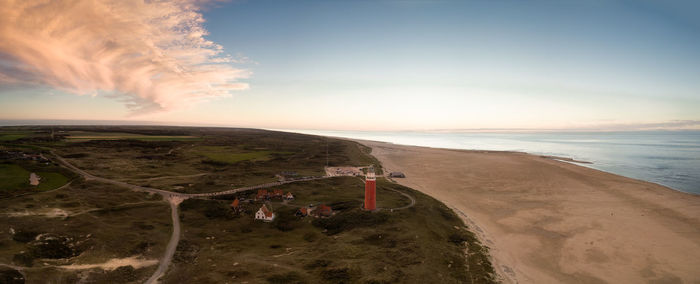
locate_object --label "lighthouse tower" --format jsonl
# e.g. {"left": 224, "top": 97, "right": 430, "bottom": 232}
{"left": 364, "top": 165, "right": 377, "bottom": 211}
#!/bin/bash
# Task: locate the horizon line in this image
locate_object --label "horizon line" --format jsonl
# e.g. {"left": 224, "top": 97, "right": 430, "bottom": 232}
{"left": 1, "top": 119, "right": 700, "bottom": 133}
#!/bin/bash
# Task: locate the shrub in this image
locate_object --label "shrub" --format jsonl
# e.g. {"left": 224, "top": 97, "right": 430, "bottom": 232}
{"left": 12, "top": 252, "right": 33, "bottom": 267}
{"left": 303, "top": 259, "right": 331, "bottom": 270}
{"left": 12, "top": 230, "right": 39, "bottom": 243}
{"left": 302, "top": 232, "right": 318, "bottom": 242}
{"left": 273, "top": 213, "right": 299, "bottom": 232}
{"left": 266, "top": 272, "right": 306, "bottom": 284}
{"left": 320, "top": 268, "right": 351, "bottom": 283}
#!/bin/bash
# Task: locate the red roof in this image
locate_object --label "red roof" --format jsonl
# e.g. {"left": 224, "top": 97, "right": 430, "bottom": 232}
{"left": 260, "top": 205, "right": 273, "bottom": 218}
{"left": 298, "top": 208, "right": 308, "bottom": 215}
{"left": 231, "top": 199, "right": 240, "bottom": 207}
{"left": 315, "top": 205, "right": 332, "bottom": 216}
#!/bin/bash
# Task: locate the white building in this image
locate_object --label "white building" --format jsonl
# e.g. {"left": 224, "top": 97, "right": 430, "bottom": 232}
{"left": 255, "top": 204, "right": 275, "bottom": 222}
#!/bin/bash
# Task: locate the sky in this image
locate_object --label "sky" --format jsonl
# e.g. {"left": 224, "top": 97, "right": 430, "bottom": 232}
{"left": 1, "top": 0, "right": 699, "bottom": 131}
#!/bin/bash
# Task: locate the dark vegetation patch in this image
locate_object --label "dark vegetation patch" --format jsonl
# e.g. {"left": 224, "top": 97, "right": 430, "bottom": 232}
{"left": 86, "top": 265, "right": 144, "bottom": 283}
{"left": 28, "top": 234, "right": 84, "bottom": 259}
{"left": 0, "top": 267, "right": 24, "bottom": 284}
{"left": 312, "top": 208, "right": 389, "bottom": 235}
{"left": 174, "top": 239, "right": 200, "bottom": 263}
{"left": 266, "top": 271, "right": 306, "bottom": 284}
{"left": 12, "top": 230, "right": 39, "bottom": 243}
{"left": 180, "top": 199, "right": 234, "bottom": 220}
{"left": 63, "top": 153, "right": 88, "bottom": 158}
{"left": 303, "top": 259, "right": 331, "bottom": 270}
{"left": 320, "top": 267, "right": 352, "bottom": 283}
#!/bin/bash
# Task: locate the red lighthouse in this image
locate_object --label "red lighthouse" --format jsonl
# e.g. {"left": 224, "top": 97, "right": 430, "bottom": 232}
{"left": 364, "top": 165, "right": 376, "bottom": 211}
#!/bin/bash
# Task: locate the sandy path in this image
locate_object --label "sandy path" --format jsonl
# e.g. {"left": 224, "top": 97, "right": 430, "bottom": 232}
{"left": 60, "top": 256, "right": 158, "bottom": 270}
{"left": 146, "top": 200, "right": 181, "bottom": 284}
{"left": 359, "top": 140, "right": 700, "bottom": 284}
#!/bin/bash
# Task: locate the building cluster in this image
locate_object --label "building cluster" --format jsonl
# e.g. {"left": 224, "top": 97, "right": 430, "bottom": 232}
{"left": 0, "top": 150, "right": 50, "bottom": 163}
{"left": 237, "top": 164, "right": 378, "bottom": 223}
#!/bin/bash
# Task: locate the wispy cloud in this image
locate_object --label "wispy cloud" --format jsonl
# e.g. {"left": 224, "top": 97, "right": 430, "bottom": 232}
{"left": 0, "top": 0, "right": 249, "bottom": 113}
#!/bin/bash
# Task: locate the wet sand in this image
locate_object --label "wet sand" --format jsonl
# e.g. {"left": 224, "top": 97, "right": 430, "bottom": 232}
{"left": 359, "top": 140, "right": 700, "bottom": 283}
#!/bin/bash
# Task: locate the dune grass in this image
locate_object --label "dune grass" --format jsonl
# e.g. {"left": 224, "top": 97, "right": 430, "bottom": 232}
{"left": 189, "top": 146, "right": 291, "bottom": 164}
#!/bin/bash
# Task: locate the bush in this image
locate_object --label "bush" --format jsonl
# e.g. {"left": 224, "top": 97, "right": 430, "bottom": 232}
{"left": 12, "top": 252, "right": 33, "bottom": 267}
{"left": 28, "top": 235, "right": 79, "bottom": 259}
{"left": 448, "top": 231, "right": 476, "bottom": 246}
{"left": 0, "top": 267, "right": 24, "bottom": 284}
{"left": 320, "top": 268, "right": 351, "bottom": 283}
{"left": 273, "top": 213, "right": 299, "bottom": 232}
{"left": 303, "top": 259, "right": 331, "bottom": 270}
{"left": 12, "top": 230, "right": 39, "bottom": 243}
{"left": 266, "top": 272, "right": 306, "bottom": 284}
{"left": 302, "top": 232, "right": 318, "bottom": 242}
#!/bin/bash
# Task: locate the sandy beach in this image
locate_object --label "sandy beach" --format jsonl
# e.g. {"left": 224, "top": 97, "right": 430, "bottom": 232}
{"left": 359, "top": 140, "right": 700, "bottom": 283}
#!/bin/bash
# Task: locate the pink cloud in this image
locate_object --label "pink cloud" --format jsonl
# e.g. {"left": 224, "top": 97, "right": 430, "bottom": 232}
{"left": 0, "top": 0, "right": 249, "bottom": 113}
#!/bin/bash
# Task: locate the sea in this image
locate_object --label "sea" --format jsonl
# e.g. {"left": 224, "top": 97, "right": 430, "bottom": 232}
{"left": 283, "top": 129, "right": 700, "bottom": 195}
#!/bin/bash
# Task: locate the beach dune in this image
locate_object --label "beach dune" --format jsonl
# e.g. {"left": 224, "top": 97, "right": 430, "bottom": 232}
{"left": 360, "top": 140, "right": 700, "bottom": 283}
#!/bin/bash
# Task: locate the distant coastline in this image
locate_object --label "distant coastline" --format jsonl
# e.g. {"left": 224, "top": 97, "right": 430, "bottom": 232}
{"left": 282, "top": 129, "right": 700, "bottom": 195}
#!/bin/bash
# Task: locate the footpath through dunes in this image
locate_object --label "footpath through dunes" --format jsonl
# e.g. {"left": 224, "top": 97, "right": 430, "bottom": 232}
{"left": 358, "top": 140, "right": 700, "bottom": 284}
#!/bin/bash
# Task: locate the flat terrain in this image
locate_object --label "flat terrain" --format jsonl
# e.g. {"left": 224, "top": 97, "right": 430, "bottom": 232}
{"left": 0, "top": 126, "right": 495, "bottom": 283}
{"left": 360, "top": 140, "right": 700, "bottom": 284}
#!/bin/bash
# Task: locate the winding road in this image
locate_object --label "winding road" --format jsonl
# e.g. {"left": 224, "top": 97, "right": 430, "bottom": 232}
{"left": 50, "top": 152, "right": 335, "bottom": 283}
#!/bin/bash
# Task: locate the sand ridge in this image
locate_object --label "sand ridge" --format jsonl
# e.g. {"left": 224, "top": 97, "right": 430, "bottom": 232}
{"left": 359, "top": 140, "right": 700, "bottom": 284}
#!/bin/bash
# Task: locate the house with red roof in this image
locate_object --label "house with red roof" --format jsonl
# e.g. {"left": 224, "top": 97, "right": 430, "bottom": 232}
{"left": 284, "top": 192, "right": 294, "bottom": 200}
{"left": 296, "top": 207, "right": 308, "bottom": 217}
{"left": 255, "top": 204, "right": 275, "bottom": 222}
{"left": 230, "top": 198, "right": 241, "bottom": 213}
{"left": 256, "top": 189, "right": 269, "bottom": 200}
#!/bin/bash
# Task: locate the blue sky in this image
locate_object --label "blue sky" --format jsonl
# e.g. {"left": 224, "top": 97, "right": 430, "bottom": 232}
{"left": 1, "top": 0, "right": 699, "bottom": 130}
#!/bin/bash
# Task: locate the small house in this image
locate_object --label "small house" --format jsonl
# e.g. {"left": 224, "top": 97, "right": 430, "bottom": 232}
{"left": 284, "top": 192, "right": 294, "bottom": 200}
{"left": 296, "top": 207, "right": 308, "bottom": 217}
{"left": 255, "top": 204, "right": 275, "bottom": 222}
{"left": 311, "top": 204, "right": 333, "bottom": 217}
{"left": 256, "top": 189, "right": 269, "bottom": 200}
{"left": 272, "top": 189, "right": 284, "bottom": 199}
{"left": 230, "top": 199, "right": 241, "bottom": 213}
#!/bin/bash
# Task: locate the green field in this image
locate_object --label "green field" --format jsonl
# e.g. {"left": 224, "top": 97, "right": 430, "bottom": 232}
{"left": 0, "top": 164, "right": 30, "bottom": 190}
{"left": 34, "top": 172, "right": 70, "bottom": 191}
{"left": 0, "top": 132, "right": 29, "bottom": 141}
{"left": 65, "top": 131, "right": 200, "bottom": 141}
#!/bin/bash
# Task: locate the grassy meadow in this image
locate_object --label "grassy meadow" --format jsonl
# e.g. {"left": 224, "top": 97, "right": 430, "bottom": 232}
{"left": 0, "top": 126, "right": 495, "bottom": 283}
